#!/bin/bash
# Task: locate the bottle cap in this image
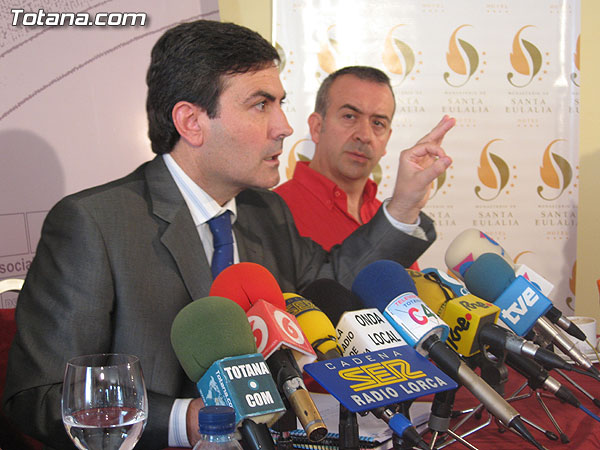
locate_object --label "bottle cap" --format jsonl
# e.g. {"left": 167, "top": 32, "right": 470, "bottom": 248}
{"left": 197, "top": 405, "right": 236, "bottom": 435}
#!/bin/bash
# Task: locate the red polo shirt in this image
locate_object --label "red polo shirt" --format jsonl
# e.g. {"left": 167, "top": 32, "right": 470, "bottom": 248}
{"left": 275, "top": 161, "right": 419, "bottom": 270}
{"left": 274, "top": 161, "right": 381, "bottom": 251}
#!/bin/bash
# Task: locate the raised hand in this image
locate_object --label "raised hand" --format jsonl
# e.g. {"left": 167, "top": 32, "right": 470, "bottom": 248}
{"left": 387, "top": 116, "right": 455, "bottom": 224}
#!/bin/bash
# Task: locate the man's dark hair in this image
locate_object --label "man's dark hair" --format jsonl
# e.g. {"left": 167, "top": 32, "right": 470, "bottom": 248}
{"left": 314, "top": 66, "right": 395, "bottom": 117}
{"left": 146, "top": 20, "right": 280, "bottom": 155}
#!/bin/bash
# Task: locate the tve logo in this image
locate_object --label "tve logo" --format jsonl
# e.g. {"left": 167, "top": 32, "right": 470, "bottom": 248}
{"left": 494, "top": 276, "right": 552, "bottom": 336}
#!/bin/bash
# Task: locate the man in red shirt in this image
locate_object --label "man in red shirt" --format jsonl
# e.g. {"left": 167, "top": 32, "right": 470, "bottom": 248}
{"left": 275, "top": 66, "right": 455, "bottom": 268}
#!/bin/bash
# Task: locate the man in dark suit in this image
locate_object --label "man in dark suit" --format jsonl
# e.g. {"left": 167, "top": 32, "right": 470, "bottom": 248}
{"left": 2, "top": 20, "right": 451, "bottom": 449}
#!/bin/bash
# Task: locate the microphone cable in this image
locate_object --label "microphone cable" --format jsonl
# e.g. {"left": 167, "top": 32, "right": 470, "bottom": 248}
{"left": 555, "top": 369, "right": 600, "bottom": 408}
{"left": 568, "top": 365, "right": 600, "bottom": 382}
{"left": 580, "top": 405, "right": 600, "bottom": 423}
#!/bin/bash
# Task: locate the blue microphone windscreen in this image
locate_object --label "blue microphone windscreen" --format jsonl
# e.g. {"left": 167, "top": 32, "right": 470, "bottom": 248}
{"left": 352, "top": 260, "right": 417, "bottom": 311}
{"left": 463, "top": 253, "right": 516, "bottom": 302}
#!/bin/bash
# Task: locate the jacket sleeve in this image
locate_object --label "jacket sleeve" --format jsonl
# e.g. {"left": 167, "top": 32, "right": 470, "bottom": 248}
{"left": 1, "top": 196, "right": 173, "bottom": 450}
{"left": 236, "top": 189, "right": 436, "bottom": 295}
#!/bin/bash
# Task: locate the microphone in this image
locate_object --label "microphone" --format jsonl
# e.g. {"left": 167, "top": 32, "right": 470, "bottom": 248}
{"left": 503, "top": 352, "right": 580, "bottom": 408}
{"left": 300, "top": 278, "right": 364, "bottom": 325}
{"left": 515, "top": 263, "right": 587, "bottom": 342}
{"left": 283, "top": 293, "right": 360, "bottom": 449}
{"left": 409, "top": 268, "right": 571, "bottom": 370}
{"left": 283, "top": 292, "right": 343, "bottom": 360}
{"left": 210, "top": 263, "right": 328, "bottom": 442}
{"left": 446, "top": 228, "right": 586, "bottom": 342}
{"left": 351, "top": 260, "right": 544, "bottom": 449}
{"left": 301, "top": 279, "right": 409, "bottom": 356}
{"left": 285, "top": 293, "right": 430, "bottom": 449}
{"left": 463, "top": 253, "right": 599, "bottom": 376}
{"left": 170, "top": 296, "right": 285, "bottom": 450}
{"left": 420, "top": 267, "right": 470, "bottom": 297}
{"left": 445, "top": 228, "right": 514, "bottom": 279}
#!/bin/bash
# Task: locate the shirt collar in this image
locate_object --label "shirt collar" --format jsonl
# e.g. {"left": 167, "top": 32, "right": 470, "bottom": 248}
{"left": 162, "top": 153, "right": 237, "bottom": 226}
{"left": 292, "top": 161, "right": 378, "bottom": 206}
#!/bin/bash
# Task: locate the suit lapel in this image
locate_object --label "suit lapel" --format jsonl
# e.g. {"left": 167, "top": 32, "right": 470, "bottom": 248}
{"left": 145, "top": 157, "right": 213, "bottom": 300}
{"left": 233, "top": 193, "right": 264, "bottom": 264}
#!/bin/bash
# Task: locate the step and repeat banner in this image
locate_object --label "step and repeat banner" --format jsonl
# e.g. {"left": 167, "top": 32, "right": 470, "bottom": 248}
{"left": 274, "top": 0, "right": 581, "bottom": 313}
{"left": 0, "top": 0, "right": 220, "bottom": 308}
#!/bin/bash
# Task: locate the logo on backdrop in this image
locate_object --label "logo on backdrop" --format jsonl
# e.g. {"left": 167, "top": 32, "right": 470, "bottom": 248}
{"left": 566, "top": 261, "right": 576, "bottom": 311}
{"left": 317, "top": 24, "right": 338, "bottom": 78}
{"left": 429, "top": 166, "right": 453, "bottom": 200}
{"left": 507, "top": 25, "right": 545, "bottom": 88}
{"left": 382, "top": 25, "right": 421, "bottom": 85}
{"left": 475, "top": 139, "right": 515, "bottom": 201}
{"left": 283, "top": 138, "right": 383, "bottom": 185}
{"left": 285, "top": 139, "right": 312, "bottom": 180}
{"left": 570, "top": 35, "right": 580, "bottom": 87}
{"left": 537, "top": 139, "right": 575, "bottom": 201}
{"left": 276, "top": 42, "right": 287, "bottom": 75}
{"left": 443, "top": 25, "right": 483, "bottom": 87}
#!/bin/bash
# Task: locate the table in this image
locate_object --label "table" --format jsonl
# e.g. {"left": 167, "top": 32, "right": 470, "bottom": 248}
{"left": 165, "top": 363, "right": 600, "bottom": 450}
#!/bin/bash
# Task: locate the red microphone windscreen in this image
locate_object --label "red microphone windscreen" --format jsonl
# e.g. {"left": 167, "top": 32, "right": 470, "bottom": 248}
{"left": 209, "top": 262, "right": 285, "bottom": 311}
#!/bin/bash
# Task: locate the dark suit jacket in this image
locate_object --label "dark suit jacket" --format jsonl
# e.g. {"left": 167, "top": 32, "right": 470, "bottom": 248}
{"left": 2, "top": 156, "right": 434, "bottom": 449}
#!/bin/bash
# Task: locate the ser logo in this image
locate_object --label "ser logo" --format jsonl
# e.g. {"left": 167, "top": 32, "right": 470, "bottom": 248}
{"left": 338, "top": 359, "right": 425, "bottom": 391}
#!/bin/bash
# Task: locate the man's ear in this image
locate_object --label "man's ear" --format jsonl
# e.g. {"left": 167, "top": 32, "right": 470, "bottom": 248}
{"left": 172, "top": 101, "right": 207, "bottom": 147}
{"left": 307, "top": 112, "right": 323, "bottom": 145}
{"left": 384, "top": 128, "right": 392, "bottom": 156}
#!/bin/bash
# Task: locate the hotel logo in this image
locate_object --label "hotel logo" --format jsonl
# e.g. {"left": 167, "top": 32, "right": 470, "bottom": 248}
{"left": 475, "top": 139, "right": 513, "bottom": 201}
{"left": 507, "top": 26, "right": 543, "bottom": 87}
{"left": 444, "top": 25, "right": 482, "bottom": 87}
{"left": 537, "top": 139, "right": 574, "bottom": 201}
{"left": 317, "top": 24, "right": 338, "bottom": 76}
{"left": 284, "top": 139, "right": 382, "bottom": 185}
{"left": 382, "top": 25, "right": 420, "bottom": 85}
{"left": 276, "top": 42, "right": 287, "bottom": 74}
{"left": 429, "top": 167, "right": 452, "bottom": 200}
{"left": 285, "top": 139, "right": 312, "bottom": 180}
{"left": 571, "top": 35, "right": 580, "bottom": 87}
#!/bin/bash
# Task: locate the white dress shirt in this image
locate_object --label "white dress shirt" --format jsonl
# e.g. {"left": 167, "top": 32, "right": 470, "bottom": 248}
{"left": 163, "top": 153, "right": 239, "bottom": 447}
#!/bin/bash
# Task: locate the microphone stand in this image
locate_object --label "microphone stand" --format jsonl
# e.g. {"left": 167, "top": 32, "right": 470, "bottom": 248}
{"left": 426, "top": 389, "right": 480, "bottom": 450}
{"left": 488, "top": 344, "right": 566, "bottom": 444}
{"left": 338, "top": 404, "right": 360, "bottom": 450}
{"left": 270, "top": 409, "right": 297, "bottom": 450}
{"left": 438, "top": 350, "right": 551, "bottom": 449}
{"left": 503, "top": 357, "right": 570, "bottom": 444}
{"left": 504, "top": 382, "right": 561, "bottom": 442}
{"left": 434, "top": 352, "right": 503, "bottom": 448}
{"left": 390, "top": 401, "right": 424, "bottom": 450}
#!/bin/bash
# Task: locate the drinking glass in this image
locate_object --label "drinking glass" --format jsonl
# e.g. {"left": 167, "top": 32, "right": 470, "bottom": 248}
{"left": 62, "top": 353, "right": 148, "bottom": 450}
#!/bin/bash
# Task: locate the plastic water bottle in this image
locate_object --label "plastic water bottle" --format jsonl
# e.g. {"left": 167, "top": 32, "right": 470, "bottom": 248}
{"left": 192, "top": 406, "right": 243, "bottom": 450}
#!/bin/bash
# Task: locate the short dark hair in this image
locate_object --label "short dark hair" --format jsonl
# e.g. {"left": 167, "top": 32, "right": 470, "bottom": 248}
{"left": 146, "top": 20, "right": 280, "bottom": 155}
{"left": 314, "top": 66, "right": 395, "bottom": 117}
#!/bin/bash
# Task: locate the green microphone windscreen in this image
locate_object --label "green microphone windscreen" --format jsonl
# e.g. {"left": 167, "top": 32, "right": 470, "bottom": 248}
{"left": 171, "top": 296, "right": 257, "bottom": 382}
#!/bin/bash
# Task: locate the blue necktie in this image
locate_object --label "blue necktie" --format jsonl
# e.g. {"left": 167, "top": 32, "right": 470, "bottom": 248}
{"left": 207, "top": 211, "right": 234, "bottom": 279}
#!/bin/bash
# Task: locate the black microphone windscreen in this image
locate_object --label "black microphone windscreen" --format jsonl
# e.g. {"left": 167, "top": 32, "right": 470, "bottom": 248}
{"left": 301, "top": 279, "right": 363, "bottom": 325}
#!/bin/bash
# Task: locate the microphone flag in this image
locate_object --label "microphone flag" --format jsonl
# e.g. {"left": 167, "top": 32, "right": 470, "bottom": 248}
{"left": 197, "top": 353, "right": 286, "bottom": 427}
{"left": 336, "top": 308, "right": 407, "bottom": 356}
{"left": 494, "top": 276, "right": 553, "bottom": 336}
{"left": 303, "top": 345, "right": 457, "bottom": 413}
{"left": 246, "top": 299, "right": 316, "bottom": 370}
{"left": 443, "top": 294, "right": 500, "bottom": 356}
{"left": 514, "top": 263, "right": 555, "bottom": 296}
